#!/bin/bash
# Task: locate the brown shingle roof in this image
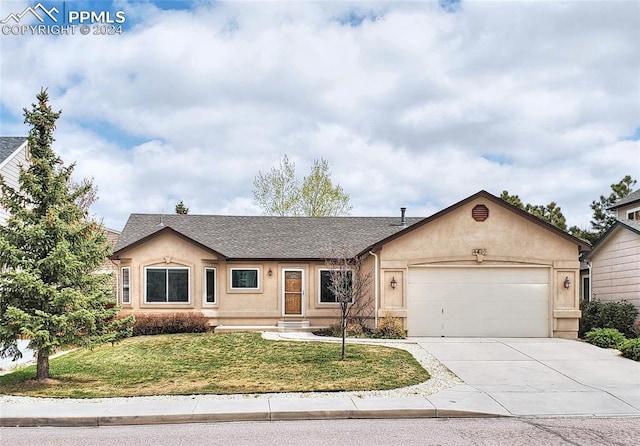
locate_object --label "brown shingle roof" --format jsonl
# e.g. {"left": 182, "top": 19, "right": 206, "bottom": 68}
{"left": 112, "top": 214, "right": 421, "bottom": 260}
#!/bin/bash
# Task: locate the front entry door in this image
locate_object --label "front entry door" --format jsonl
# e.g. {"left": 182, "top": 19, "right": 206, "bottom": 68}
{"left": 284, "top": 269, "right": 303, "bottom": 315}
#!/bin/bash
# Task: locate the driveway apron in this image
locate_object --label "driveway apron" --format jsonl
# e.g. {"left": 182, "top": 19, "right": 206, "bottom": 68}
{"left": 414, "top": 338, "right": 640, "bottom": 416}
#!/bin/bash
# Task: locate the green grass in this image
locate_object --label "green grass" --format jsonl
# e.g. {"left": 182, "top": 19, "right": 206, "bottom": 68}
{"left": 0, "top": 332, "right": 429, "bottom": 398}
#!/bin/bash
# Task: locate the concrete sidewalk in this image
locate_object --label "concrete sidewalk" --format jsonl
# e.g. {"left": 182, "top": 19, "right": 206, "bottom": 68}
{"left": 1, "top": 335, "right": 639, "bottom": 427}
{"left": 0, "top": 387, "right": 505, "bottom": 427}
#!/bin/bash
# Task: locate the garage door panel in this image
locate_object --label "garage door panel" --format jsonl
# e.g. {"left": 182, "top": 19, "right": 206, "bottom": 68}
{"left": 407, "top": 267, "right": 549, "bottom": 337}
{"left": 410, "top": 268, "right": 548, "bottom": 285}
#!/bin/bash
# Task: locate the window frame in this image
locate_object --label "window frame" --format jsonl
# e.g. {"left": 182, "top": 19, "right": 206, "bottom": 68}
{"left": 230, "top": 267, "right": 260, "bottom": 290}
{"left": 318, "top": 268, "right": 354, "bottom": 304}
{"left": 121, "top": 267, "right": 131, "bottom": 304}
{"left": 204, "top": 267, "right": 217, "bottom": 305}
{"left": 143, "top": 266, "right": 191, "bottom": 304}
{"left": 626, "top": 207, "right": 640, "bottom": 220}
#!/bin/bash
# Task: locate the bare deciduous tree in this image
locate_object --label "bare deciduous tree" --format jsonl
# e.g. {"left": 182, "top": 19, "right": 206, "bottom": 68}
{"left": 325, "top": 252, "right": 374, "bottom": 360}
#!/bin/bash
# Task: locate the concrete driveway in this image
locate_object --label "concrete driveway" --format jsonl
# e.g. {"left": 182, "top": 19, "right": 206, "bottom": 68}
{"left": 414, "top": 337, "right": 640, "bottom": 416}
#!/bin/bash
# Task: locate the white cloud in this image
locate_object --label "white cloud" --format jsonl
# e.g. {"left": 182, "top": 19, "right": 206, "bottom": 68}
{"left": 1, "top": 0, "right": 638, "bottom": 231}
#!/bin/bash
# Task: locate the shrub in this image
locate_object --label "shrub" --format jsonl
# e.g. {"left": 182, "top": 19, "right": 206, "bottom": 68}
{"left": 584, "top": 328, "right": 626, "bottom": 349}
{"left": 579, "top": 300, "right": 639, "bottom": 338}
{"left": 372, "top": 317, "right": 406, "bottom": 339}
{"left": 632, "top": 321, "right": 640, "bottom": 339}
{"left": 620, "top": 338, "right": 640, "bottom": 361}
{"left": 345, "top": 321, "right": 366, "bottom": 337}
{"left": 131, "top": 313, "right": 210, "bottom": 336}
{"left": 320, "top": 321, "right": 369, "bottom": 338}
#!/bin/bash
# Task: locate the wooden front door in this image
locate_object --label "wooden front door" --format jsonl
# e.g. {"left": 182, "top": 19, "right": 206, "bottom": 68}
{"left": 284, "top": 270, "right": 303, "bottom": 315}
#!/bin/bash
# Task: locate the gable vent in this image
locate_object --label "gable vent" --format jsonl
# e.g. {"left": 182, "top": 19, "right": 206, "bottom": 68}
{"left": 472, "top": 204, "right": 489, "bottom": 222}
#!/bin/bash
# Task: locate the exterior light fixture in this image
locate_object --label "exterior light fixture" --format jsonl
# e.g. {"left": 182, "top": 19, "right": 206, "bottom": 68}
{"left": 268, "top": 268, "right": 273, "bottom": 277}
{"left": 564, "top": 276, "right": 571, "bottom": 289}
{"left": 390, "top": 276, "right": 397, "bottom": 289}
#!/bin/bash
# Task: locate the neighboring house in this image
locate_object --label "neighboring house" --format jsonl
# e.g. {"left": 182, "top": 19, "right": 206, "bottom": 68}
{"left": 97, "top": 228, "right": 122, "bottom": 300}
{"left": 1, "top": 136, "right": 120, "bottom": 298}
{"left": 110, "top": 190, "right": 589, "bottom": 338}
{"left": 0, "top": 136, "right": 29, "bottom": 226}
{"left": 609, "top": 189, "right": 640, "bottom": 221}
{"left": 585, "top": 190, "right": 640, "bottom": 318}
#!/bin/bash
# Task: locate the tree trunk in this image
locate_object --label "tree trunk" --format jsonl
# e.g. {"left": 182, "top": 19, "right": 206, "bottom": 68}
{"left": 341, "top": 304, "right": 347, "bottom": 360}
{"left": 36, "top": 350, "right": 50, "bottom": 380}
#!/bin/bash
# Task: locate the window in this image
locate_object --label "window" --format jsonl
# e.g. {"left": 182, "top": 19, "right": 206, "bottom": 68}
{"left": 627, "top": 209, "right": 640, "bottom": 220}
{"left": 319, "top": 269, "right": 353, "bottom": 303}
{"left": 582, "top": 277, "right": 590, "bottom": 301}
{"left": 121, "top": 267, "right": 130, "bottom": 304}
{"left": 145, "top": 267, "right": 189, "bottom": 303}
{"left": 231, "top": 268, "right": 259, "bottom": 289}
{"left": 205, "top": 268, "right": 216, "bottom": 304}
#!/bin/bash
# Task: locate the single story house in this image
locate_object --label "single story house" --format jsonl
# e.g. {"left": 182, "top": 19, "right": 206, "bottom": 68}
{"left": 0, "top": 136, "right": 29, "bottom": 226}
{"left": 584, "top": 190, "right": 640, "bottom": 318}
{"left": 110, "top": 190, "right": 589, "bottom": 338}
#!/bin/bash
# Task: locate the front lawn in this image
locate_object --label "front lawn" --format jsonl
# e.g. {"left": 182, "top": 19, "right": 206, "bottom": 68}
{"left": 0, "top": 332, "right": 429, "bottom": 398}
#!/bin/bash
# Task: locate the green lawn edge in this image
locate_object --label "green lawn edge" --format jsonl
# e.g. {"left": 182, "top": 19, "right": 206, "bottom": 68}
{"left": 0, "top": 332, "right": 429, "bottom": 398}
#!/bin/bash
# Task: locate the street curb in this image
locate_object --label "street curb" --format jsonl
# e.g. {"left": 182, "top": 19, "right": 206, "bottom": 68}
{"left": 0, "top": 409, "right": 506, "bottom": 427}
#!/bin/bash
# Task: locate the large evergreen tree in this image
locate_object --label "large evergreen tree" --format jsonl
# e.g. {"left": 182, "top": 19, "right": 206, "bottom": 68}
{"left": 500, "top": 191, "right": 567, "bottom": 231}
{"left": 0, "top": 89, "right": 133, "bottom": 380}
{"left": 568, "top": 175, "right": 636, "bottom": 244}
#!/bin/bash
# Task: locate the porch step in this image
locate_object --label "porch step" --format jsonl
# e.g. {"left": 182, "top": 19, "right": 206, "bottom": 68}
{"left": 213, "top": 321, "right": 325, "bottom": 334}
{"left": 277, "top": 320, "right": 311, "bottom": 332}
{"left": 214, "top": 325, "right": 279, "bottom": 334}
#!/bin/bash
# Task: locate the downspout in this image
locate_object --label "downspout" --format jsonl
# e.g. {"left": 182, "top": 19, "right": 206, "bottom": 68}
{"left": 587, "top": 260, "right": 592, "bottom": 302}
{"left": 369, "top": 250, "right": 379, "bottom": 328}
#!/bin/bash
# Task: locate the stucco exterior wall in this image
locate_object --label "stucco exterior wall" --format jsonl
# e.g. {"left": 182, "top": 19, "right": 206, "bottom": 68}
{"left": 113, "top": 195, "right": 583, "bottom": 337}
{"left": 114, "top": 230, "right": 363, "bottom": 328}
{"left": 374, "top": 197, "right": 582, "bottom": 338}
{"left": 589, "top": 227, "right": 640, "bottom": 316}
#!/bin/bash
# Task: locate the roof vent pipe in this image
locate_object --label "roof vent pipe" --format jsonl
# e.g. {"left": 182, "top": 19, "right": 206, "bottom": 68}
{"left": 400, "top": 207, "right": 407, "bottom": 227}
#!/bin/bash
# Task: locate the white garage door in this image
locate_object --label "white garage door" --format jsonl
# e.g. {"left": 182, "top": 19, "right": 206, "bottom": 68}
{"left": 407, "top": 267, "right": 549, "bottom": 337}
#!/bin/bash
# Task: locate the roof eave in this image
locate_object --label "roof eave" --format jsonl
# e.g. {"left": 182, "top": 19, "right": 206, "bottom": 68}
{"left": 110, "top": 226, "right": 228, "bottom": 260}
{"left": 0, "top": 138, "right": 28, "bottom": 171}
{"left": 585, "top": 221, "right": 640, "bottom": 260}
{"left": 360, "top": 190, "right": 591, "bottom": 255}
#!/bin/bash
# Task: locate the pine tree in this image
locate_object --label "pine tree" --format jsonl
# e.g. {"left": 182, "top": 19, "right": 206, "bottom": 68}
{"left": 0, "top": 89, "right": 133, "bottom": 380}
{"left": 500, "top": 191, "right": 567, "bottom": 230}
{"left": 175, "top": 200, "right": 189, "bottom": 215}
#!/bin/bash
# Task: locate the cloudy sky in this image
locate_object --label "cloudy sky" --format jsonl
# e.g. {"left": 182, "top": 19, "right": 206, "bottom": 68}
{"left": 0, "top": 0, "right": 638, "bottom": 231}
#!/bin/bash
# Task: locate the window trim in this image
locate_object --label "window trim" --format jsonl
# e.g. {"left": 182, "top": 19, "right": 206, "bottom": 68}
{"left": 143, "top": 266, "right": 191, "bottom": 304}
{"left": 626, "top": 206, "right": 640, "bottom": 220}
{"left": 121, "top": 267, "right": 131, "bottom": 304}
{"left": 318, "top": 268, "right": 354, "bottom": 304}
{"left": 204, "top": 267, "right": 217, "bottom": 305}
{"left": 230, "top": 267, "right": 260, "bottom": 290}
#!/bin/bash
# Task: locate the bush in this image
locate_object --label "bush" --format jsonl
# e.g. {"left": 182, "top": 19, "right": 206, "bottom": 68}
{"left": 632, "top": 321, "right": 640, "bottom": 339}
{"left": 579, "top": 300, "right": 639, "bottom": 338}
{"left": 320, "top": 321, "right": 369, "bottom": 338}
{"left": 584, "top": 328, "right": 627, "bottom": 349}
{"left": 131, "top": 313, "right": 210, "bottom": 336}
{"left": 372, "top": 317, "right": 406, "bottom": 339}
{"left": 620, "top": 338, "right": 640, "bottom": 361}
